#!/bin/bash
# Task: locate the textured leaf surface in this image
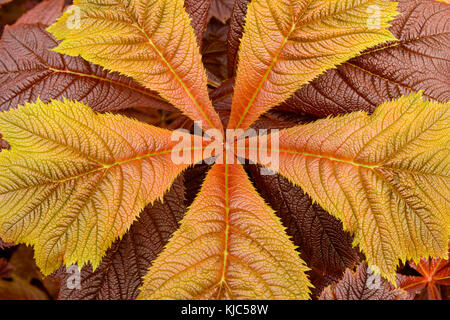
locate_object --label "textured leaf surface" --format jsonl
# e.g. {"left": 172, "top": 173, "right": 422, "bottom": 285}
{"left": 248, "top": 165, "right": 359, "bottom": 275}
{"left": 247, "top": 93, "right": 450, "bottom": 282}
{"left": 319, "top": 262, "right": 409, "bottom": 300}
{"left": 0, "top": 236, "right": 13, "bottom": 249}
{"left": 227, "top": 0, "right": 398, "bottom": 130}
{"left": 281, "top": 0, "right": 450, "bottom": 117}
{"left": 0, "top": 24, "right": 173, "bottom": 113}
{"left": 184, "top": 0, "right": 212, "bottom": 48}
{"left": 58, "top": 176, "right": 185, "bottom": 300}
{"left": 138, "top": 164, "right": 311, "bottom": 299}
{"left": 397, "top": 252, "right": 450, "bottom": 300}
{"left": 227, "top": 0, "right": 250, "bottom": 77}
{"left": 48, "top": 0, "right": 223, "bottom": 132}
{"left": 0, "top": 99, "right": 193, "bottom": 275}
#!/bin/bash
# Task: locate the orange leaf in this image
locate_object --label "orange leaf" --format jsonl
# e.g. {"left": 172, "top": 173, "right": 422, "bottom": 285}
{"left": 227, "top": 0, "right": 398, "bottom": 130}
{"left": 138, "top": 163, "right": 311, "bottom": 299}
{"left": 0, "top": 99, "right": 197, "bottom": 274}
{"left": 244, "top": 93, "right": 450, "bottom": 283}
{"left": 47, "top": 0, "right": 223, "bottom": 132}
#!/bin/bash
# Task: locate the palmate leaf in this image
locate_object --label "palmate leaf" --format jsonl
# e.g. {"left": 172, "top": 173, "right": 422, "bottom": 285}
{"left": 0, "top": 0, "right": 447, "bottom": 302}
{"left": 227, "top": 0, "right": 399, "bottom": 130}
{"left": 138, "top": 164, "right": 311, "bottom": 299}
{"left": 0, "top": 99, "right": 195, "bottom": 275}
{"left": 58, "top": 175, "right": 186, "bottom": 300}
{"left": 246, "top": 93, "right": 450, "bottom": 282}
{"left": 280, "top": 0, "right": 450, "bottom": 116}
{"left": 0, "top": 24, "right": 173, "bottom": 113}
{"left": 48, "top": 0, "right": 223, "bottom": 132}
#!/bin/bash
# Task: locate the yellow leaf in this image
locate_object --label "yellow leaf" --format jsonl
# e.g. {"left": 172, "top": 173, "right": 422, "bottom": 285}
{"left": 138, "top": 164, "right": 311, "bottom": 299}
{"left": 246, "top": 92, "right": 450, "bottom": 283}
{"left": 228, "top": 0, "right": 399, "bottom": 130}
{"left": 0, "top": 99, "right": 194, "bottom": 274}
{"left": 47, "top": 0, "right": 223, "bottom": 132}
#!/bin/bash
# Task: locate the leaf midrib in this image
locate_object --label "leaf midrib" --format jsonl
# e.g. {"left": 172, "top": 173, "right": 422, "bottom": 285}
{"left": 53, "top": 147, "right": 194, "bottom": 183}
{"left": 240, "top": 146, "right": 448, "bottom": 177}
{"left": 130, "top": 23, "right": 217, "bottom": 131}
{"left": 0, "top": 147, "right": 200, "bottom": 194}
{"left": 216, "top": 163, "right": 233, "bottom": 299}
{"left": 231, "top": 0, "right": 396, "bottom": 131}
{"left": 5, "top": 26, "right": 170, "bottom": 108}
{"left": 232, "top": 22, "right": 297, "bottom": 131}
{"left": 48, "top": 67, "right": 169, "bottom": 105}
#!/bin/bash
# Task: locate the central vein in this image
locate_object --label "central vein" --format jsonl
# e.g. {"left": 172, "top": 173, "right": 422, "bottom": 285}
{"left": 52, "top": 147, "right": 203, "bottom": 184}
{"left": 233, "top": 22, "right": 297, "bottom": 131}
{"left": 132, "top": 23, "right": 217, "bottom": 131}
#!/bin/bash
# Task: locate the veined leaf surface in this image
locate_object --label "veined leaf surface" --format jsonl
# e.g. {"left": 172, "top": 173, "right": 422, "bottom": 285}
{"left": 397, "top": 253, "right": 450, "bottom": 300}
{"left": 209, "top": 0, "right": 234, "bottom": 23}
{"left": 0, "top": 24, "right": 173, "bottom": 113}
{"left": 0, "top": 99, "right": 194, "bottom": 275}
{"left": 248, "top": 165, "right": 359, "bottom": 275}
{"left": 227, "top": 0, "right": 250, "bottom": 77}
{"left": 228, "top": 0, "right": 399, "bottom": 130}
{"left": 246, "top": 93, "right": 450, "bottom": 282}
{"left": 280, "top": 0, "right": 450, "bottom": 117}
{"left": 184, "top": 0, "right": 212, "bottom": 48}
{"left": 138, "top": 164, "right": 311, "bottom": 299}
{"left": 15, "top": 0, "right": 64, "bottom": 26}
{"left": 47, "top": 0, "right": 223, "bottom": 132}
